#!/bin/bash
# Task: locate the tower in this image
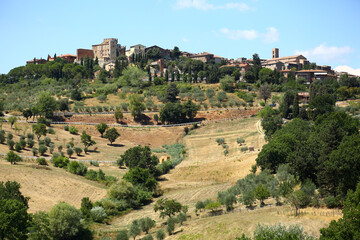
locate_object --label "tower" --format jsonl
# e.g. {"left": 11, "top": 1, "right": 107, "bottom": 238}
{"left": 272, "top": 48, "right": 279, "bottom": 59}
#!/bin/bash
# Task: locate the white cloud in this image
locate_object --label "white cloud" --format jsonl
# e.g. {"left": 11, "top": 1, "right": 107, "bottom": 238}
{"left": 175, "top": 0, "right": 251, "bottom": 11}
{"left": 295, "top": 43, "right": 353, "bottom": 62}
{"left": 262, "top": 27, "right": 279, "bottom": 44}
{"left": 219, "top": 27, "right": 278, "bottom": 43}
{"left": 334, "top": 65, "right": 360, "bottom": 76}
{"left": 182, "top": 37, "right": 190, "bottom": 42}
{"left": 220, "top": 28, "right": 258, "bottom": 40}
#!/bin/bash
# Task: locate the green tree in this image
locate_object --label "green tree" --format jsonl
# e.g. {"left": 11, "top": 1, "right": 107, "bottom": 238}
{"left": 0, "top": 181, "right": 30, "bottom": 240}
{"left": 320, "top": 182, "right": 360, "bottom": 239}
{"left": 37, "top": 91, "right": 57, "bottom": 118}
{"left": 129, "top": 94, "right": 146, "bottom": 120}
{"left": 254, "top": 224, "right": 316, "bottom": 240}
{"left": 80, "top": 197, "right": 93, "bottom": 219}
{"left": 154, "top": 198, "right": 183, "bottom": 219}
{"left": 258, "top": 68, "right": 274, "bottom": 84}
{"left": 117, "top": 146, "right": 159, "bottom": 174}
{"left": 123, "top": 167, "right": 158, "bottom": 192}
{"left": 104, "top": 127, "right": 120, "bottom": 145}
{"left": 95, "top": 122, "right": 109, "bottom": 137}
{"left": 8, "top": 116, "right": 17, "bottom": 129}
{"left": 48, "top": 202, "right": 83, "bottom": 240}
{"left": 183, "top": 100, "right": 200, "bottom": 122}
{"left": 129, "top": 220, "right": 141, "bottom": 240}
{"left": 220, "top": 75, "right": 235, "bottom": 92}
{"left": 115, "top": 108, "right": 123, "bottom": 123}
{"left": 258, "top": 84, "right": 272, "bottom": 104}
{"left": 32, "top": 123, "right": 47, "bottom": 140}
{"left": 5, "top": 150, "right": 22, "bottom": 164}
{"left": 165, "top": 83, "right": 179, "bottom": 103}
{"left": 139, "top": 217, "right": 156, "bottom": 234}
{"left": 172, "top": 46, "right": 181, "bottom": 59}
{"left": 254, "top": 184, "right": 270, "bottom": 206}
{"left": 80, "top": 131, "right": 96, "bottom": 148}
{"left": 28, "top": 211, "right": 52, "bottom": 240}
{"left": 166, "top": 217, "right": 176, "bottom": 235}
{"left": 156, "top": 229, "right": 166, "bottom": 240}
{"left": 116, "top": 229, "right": 129, "bottom": 240}
{"left": 107, "top": 180, "right": 134, "bottom": 201}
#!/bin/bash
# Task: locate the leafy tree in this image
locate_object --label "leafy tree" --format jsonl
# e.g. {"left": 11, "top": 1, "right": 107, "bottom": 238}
{"left": 308, "top": 94, "right": 335, "bottom": 120}
{"left": 320, "top": 182, "right": 360, "bottom": 239}
{"left": 116, "top": 229, "right": 129, "bottom": 240}
{"left": 129, "top": 220, "right": 141, "bottom": 240}
{"left": 166, "top": 217, "right": 176, "bottom": 235}
{"left": 95, "top": 122, "right": 109, "bottom": 137}
{"left": 104, "top": 127, "right": 120, "bottom": 145}
{"left": 80, "top": 197, "right": 93, "bottom": 219}
{"left": 254, "top": 184, "right": 270, "bottom": 206}
{"left": 261, "top": 115, "right": 283, "bottom": 139}
{"left": 139, "top": 217, "right": 156, "bottom": 234}
{"left": 183, "top": 100, "right": 200, "bottom": 122}
{"left": 80, "top": 131, "right": 96, "bottom": 148}
{"left": 159, "top": 102, "right": 186, "bottom": 124}
{"left": 258, "top": 84, "right": 272, "bottom": 104}
{"left": 74, "top": 147, "right": 82, "bottom": 156}
{"left": 165, "top": 83, "right": 179, "bottom": 102}
{"left": 156, "top": 229, "right": 166, "bottom": 240}
{"left": 32, "top": 123, "right": 47, "bottom": 140}
{"left": 117, "top": 146, "right": 159, "bottom": 174}
{"left": 220, "top": 75, "right": 235, "bottom": 92}
{"left": 107, "top": 180, "right": 134, "bottom": 201}
{"left": 8, "top": 116, "right": 17, "bottom": 128}
{"left": 5, "top": 150, "right": 22, "bottom": 164}
{"left": 115, "top": 108, "right": 123, "bottom": 123}
{"left": 67, "top": 148, "right": 74, "bottom": 158}
{"left": 154, "top": 198, "right": 183, "bottom": 219}
{"left": 129, "top": 94, "right": 145, "bottom": 120}
{"left": 258, "top": 68, "right": 274, "bottom": 84}
{"left": 39, "top": 145, "right": 48, "bottom": 156}
{"left": 123, "top": 167, "right": 158, "bottom": 192}
{"left": 48, "top": 202, "right": 83, "bottom": 240}
{"left": 90, "top": 206, "right": 107, "bottom": 223}
{"left": 71, "top": 89, "right": 82, "bottom": 101}
{"left": 58, "top": 98, "right": 70, "bottom": 113}
{"left": 37, "top": 91, "right": 57, "bottom": 118}
{"left": 28, "top": 211, "right": 52, "bottom": 240}
{"left": 172, "top": 46, "right": 181, "bottom": 59}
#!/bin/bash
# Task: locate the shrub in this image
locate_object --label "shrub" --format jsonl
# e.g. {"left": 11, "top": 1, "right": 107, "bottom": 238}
{"left": 85, "top": 170, "right": 98, "bottom": 181}
{"left": 64, "top": 125, "right": 69, "bottom": 131}
{"left": 324, "top": 195, "right": 342, "bottom": 208}
{"left": 240, "top": 146, "right": 248, "bottom": 152}
{"left": 236, "top": 137, "right": 245, "bottom": 145}
{"left": 32, "top": 147, "right": 38, "bottom": 156}
{"left": 69, "top": 126, "right": 78, "bottom": 135}
{"left": 224, "top": 149, "right": 229, "bottom": 156}
{"left": 253, "top": 224, "right": 316, "bottom": 240}
{"left": 90, "top": 206, "right": 107, "bottom": 223}
{"left": 19, "top": 137, "right": 26, "bottom": 149}
{"left": 67, "top": 148, "right": 74, "bottom": 158}
{"left": 216, "top": 91, "right": 227, "bottom": 102}
{"left": 90, "top": 160, "right": 99, "bottom": 167}
{"left": 156, "top": 229, "right": 166, "bottom": 240}
{"left": 116, "top": 229, "right": 129, "bottom": 240}
{"left": 15, "top": 142, "right": 22, "bottom": 152}
{"left": 37, "top": 158, "right": 48, "bottom": 165}
{"left": 44, "top": 137, "right": 51, "bottom": 147}
{"left": 67, "top": 161, "right": 87, "bottom": 176}
{"left": 222, "top": 143, "right": 228, "bottom": 149}
{"left": 206, "top": 88, "right": 215, "bottom": 99}
{"left": 5, "top": 151, "right": 22, "bottom": 164}
{"left": 0, "top": 131, "right": 5, "bottom": 144}
{"left": 38, "top": 145, "right": 48, "bottom": 156}
{"left": 51, "top": 156, "right": 69, "bottom": 168}
{"left": 7, "top": 139, "right": 15, "bottom": 150}
{"left": 215, "top": 138, "right": 225, "bottom": 145}
{"left": 74, "top": 147, "right": 82, "bottom": 156}
{"left": 47, "top": 127, "right": 55, "bottom": 134}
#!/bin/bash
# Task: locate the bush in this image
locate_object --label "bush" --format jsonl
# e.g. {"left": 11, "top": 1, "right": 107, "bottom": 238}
{"left": 324, "top": 195, "right": 342, "bottom": 208}
{"left": 236, "top": 137, "right": 245, "bottom": 145}
{"left": 51, "top": 156, "right": 69, "bottom": 168}
{"left": 90, "top": 206, "right": 107, "bottom": 223}
{"left": 15, "top": 142, "right": 22, "bottom": 152}
{"left": 240, "top": 146, "right": 248, "bottom": 152}
{"left": 215, "top": 138, "right": 225, "bottom": 145}
{"left": 74, "top": 147, "right": 82, "bottom": 156}
{"left": 64, "top": 125, "right": 69, "bottom": 131}
{"left": 69, "top": 126, "right": 78, "bottom": 135}
{"left": 90, "top": 160, "right": 99, "bottom": 167}
{"left": 216, "top": 91, "right": 227, "bottom": 102}
{"left": 85, "top": 170, "right": 98, "bottom": 181}
{"left": 44, "top": 137, "right": 52, "bottom": 147}
{"left": 32, "top": 147, "right": 38, "bottom": 156}
{"left": 37, "top": 158, "right": 48, "bottom": 165}
{"left": 116, "top": 229, "right": 129, "bottom": 240}
{"left": 38, "top": 145, "right": 48, "bottom": 155}
{"left": 67, "top": 148, "right": 74, "bottom": 158}
{"left": 5, "top": 151, "right": 22, "bottom": 164}
{"left": 253, "top": 224, "right": 316, "bottom": 240}
{"left": 67, "top": 161, "right": 87, "bottom": 176}
{"left": 47, "top": 127, "right": 55, "bottom": 134}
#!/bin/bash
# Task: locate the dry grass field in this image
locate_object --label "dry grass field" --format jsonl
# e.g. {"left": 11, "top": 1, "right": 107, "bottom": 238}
{"left": 0, "top": 160, "right": 108, "bottom": 213}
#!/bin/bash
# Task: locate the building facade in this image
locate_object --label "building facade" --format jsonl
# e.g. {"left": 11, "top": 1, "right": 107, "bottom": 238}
{"left": 92, "top": 38, "right": 121, "bottom": 63}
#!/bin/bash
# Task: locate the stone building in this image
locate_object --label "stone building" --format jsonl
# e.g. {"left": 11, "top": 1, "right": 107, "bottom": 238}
{"left": 261, "top": 49, "right": 310, "bottom": 71}
{"left": 76, "top": 49, "right": 94, "bottom": 61}
{"left": 125, "top": 44, "right": 146, "bottom": 58}
{"left": 92, "top": 38, "right": 122, "bottom": 63}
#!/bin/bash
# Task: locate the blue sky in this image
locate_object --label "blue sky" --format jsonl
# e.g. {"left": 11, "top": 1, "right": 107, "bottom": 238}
{"left": 1, "top": 0, "right": 360, "bottom": 75}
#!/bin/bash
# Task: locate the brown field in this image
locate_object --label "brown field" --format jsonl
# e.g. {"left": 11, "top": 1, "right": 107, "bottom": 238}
{"left": 0, "top": 114, "right": 342, "bottom": 239}
{"left": 0, "top": 160, "right": 108, "bottom": 213}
